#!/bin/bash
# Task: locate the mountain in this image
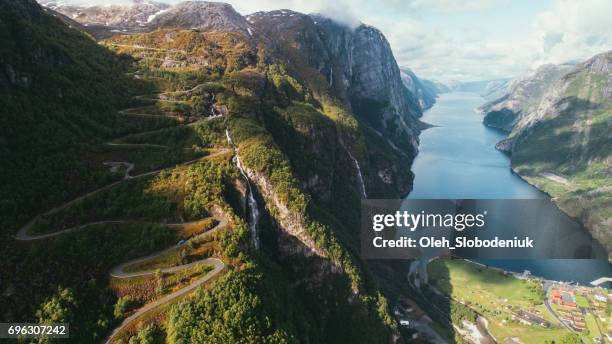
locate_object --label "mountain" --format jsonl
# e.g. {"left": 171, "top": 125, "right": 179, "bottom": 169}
{"left": 148, "top": 1, "right": 252, "bottom": 34}
{"left": 480, "top": 78, "right": 509, "bottom": 100}
{"left": 247, "top": 10, "right": 421, "bottom": 196}
{"left": 40, "top": 0, "right": 170, "bottom": 29}
{"left": 480, "top": 63, "right": 575, "bottom": 132}
{"left": 399, "top": 67, "right": 441, "bottom": 110}
{"left": 422, "top": 78, "right": 450, "bottom": 94}
{"left": 449, "top": 78, "right": 511, "bottom": 94}
{"left": 494, "top": 51, "right": 612, "bottom": 253}
{"left": 4, "top": 1, "right": 424, "bottom": 343}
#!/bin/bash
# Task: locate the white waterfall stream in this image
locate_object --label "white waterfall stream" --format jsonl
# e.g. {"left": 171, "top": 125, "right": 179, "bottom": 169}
{"left": 345, "top": 149, "right": 367, "bottom": 199}
{"left": 225, "top": 128, "right": 261, "bottom": 249}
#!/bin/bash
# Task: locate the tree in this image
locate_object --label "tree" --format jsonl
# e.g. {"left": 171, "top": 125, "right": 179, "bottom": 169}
{"left": 36, "top": 287, "right": 78, "bottom": 324}
{"left": 113, "top": 296, "right": 136, "bottom": 319}
{"left": 128, "top": 325, "right": 163, "bottom": 344}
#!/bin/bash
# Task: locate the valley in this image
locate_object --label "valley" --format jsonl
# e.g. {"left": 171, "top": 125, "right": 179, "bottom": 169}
{"left": 1, "top": 1, "right": 610, "bottom": 344}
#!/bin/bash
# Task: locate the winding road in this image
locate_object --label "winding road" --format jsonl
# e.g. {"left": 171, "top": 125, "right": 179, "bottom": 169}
{"left": 15, "top": 148, "right": 228, "bottom": 241}
{"left": 15, "top": 91, "right": 231, "bottom": 343}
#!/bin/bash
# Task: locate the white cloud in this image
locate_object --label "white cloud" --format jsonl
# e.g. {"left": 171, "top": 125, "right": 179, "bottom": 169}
{"left": 529, "top": 0, "right": 612, "bottom": 68}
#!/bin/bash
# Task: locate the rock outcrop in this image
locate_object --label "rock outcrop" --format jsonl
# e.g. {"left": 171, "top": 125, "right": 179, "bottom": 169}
{"left": 148, "top": 1, "right": 251, "bottom": 35}
{"left": 480, "top": 63, "right": 574, "bottom": 132}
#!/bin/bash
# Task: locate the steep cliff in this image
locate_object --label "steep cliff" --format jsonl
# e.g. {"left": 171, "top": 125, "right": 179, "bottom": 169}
{"left": 248, "top": 10, "right": 420, "bottom": 200}
{"left": 400, "top": 67, "right": 439, "bottom": 110}
{"left": 480, "top": 63, "right": 574, "bottom": 132}
{"left": 499, "top": 51, "right": 612, "bottom": 253}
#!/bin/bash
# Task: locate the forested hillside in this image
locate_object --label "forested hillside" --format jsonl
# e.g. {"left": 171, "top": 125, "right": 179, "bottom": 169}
{"left": 0, "top": 0, "right": 138, "bottom": 238}
{"left": 1, "top": 1, "right": 423, "bottom": 343}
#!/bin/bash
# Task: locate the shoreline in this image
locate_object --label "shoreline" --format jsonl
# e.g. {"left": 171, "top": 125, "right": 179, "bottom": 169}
{"left": 482, "top": 117, "right": 611, "bottom": 262}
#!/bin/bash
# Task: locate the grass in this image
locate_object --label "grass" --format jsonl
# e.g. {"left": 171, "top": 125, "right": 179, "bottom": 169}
{"left": 123, "top": 232, "right": 217, "bottom": 273}
{"left": 532, "top": 304, "right": 559, "bottom": 325}
{"left": 487, "top": 320, "right": 570, "bottom": 343}
{"left": 163, "top": 263, "right": 214, "bottom": 294}
{"left": 428, "top": 259, "right": 543, "bottom": 308}
{"left": 576, "top": 294, "right": 590, "bottom": 308}
{"left": 585, "top": 314, "right": 602, "bottom": 336}
{"left": 427, "top": 259, "right": 575, "bottom": 343}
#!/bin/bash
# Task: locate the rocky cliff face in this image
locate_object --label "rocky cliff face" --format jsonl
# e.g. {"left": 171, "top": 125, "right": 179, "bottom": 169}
{"left": 480, "top": 63, "right": 574, "bottom": 132}
{"left": 497, "top": 51, "right": 612, "bottom": 253}
{"left": 247, "top": 10, "right": 421, "bottom": 200}
{"left": 148, "top": 1, "right": 252, "bottom": 35}
{"left": 480, "top": 79, "right": 509, "bottom": 100}
{"left": 399, "top": 67, "right": 439, "bottom": 110}
{"left": 311, "top": 15, "right": 422, "bottom": 125}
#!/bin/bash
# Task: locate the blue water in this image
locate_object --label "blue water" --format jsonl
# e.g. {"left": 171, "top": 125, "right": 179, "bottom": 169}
{"left": 406, "top": 92, "right": 611, "bottom": 286}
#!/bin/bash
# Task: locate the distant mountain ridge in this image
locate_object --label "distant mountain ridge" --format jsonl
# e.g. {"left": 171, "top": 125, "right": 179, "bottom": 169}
{"left": 449, "top": 78, "right": 511, "bottom": 94}
{"left": 479, "top": 63, "right": 575, "bottom": 132}
{"left": 399, "top": 67, "right": 447, "bottom": 110}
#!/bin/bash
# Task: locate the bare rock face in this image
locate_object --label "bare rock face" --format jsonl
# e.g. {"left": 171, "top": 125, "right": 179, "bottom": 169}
{"left": 248, "top": 11, "right": 421, "bottom": 154}
{"left": 148, "top": 1, "right": 251, "bottom": 34}
{"left": 480, "top": 63, "right": 574, "bottom": 132}
{"left": 400, "top": 67, "right": 439, "bottom": 110}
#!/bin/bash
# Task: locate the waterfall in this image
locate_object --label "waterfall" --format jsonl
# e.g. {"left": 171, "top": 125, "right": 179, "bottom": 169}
{"left": 225, "top": 128, "right": 261, "bottom": 249}
{"left": 345, "top": 149, "right": 367, "bottom": 199}
{"left": 329, "top": 67, "right": 333, "bottom": 87}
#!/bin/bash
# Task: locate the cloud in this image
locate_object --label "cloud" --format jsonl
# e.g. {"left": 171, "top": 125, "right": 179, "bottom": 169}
{"left": 316, "top": 2, "right": 361, "bottom": 29}
{"left": 379, "top": 0, "right": 507, "bottom": 14}
{"left": 529, "top": 0, "right": 612, "bottom": 68}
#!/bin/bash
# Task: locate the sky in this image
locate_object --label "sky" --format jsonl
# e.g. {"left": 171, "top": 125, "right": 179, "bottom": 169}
{"left": 51, "top": 0, "right": 612, "bottom": 83}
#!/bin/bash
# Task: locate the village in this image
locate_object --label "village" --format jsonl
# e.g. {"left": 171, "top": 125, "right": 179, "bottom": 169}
{"left": 394, "top": 260, "right": 612, "bottom": 344}
{"left": 545, "top": 282, "right": 611, "bottom": 343}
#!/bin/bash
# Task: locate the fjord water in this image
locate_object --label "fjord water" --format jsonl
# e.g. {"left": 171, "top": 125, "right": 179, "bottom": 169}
{"left": 407, "top": 92, "right": 611, "bottom": 285}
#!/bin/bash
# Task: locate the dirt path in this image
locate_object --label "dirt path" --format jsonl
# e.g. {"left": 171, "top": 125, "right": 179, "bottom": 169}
{"left": 103, "top": 217, "right": 228, "bottom": 344}
{"left": 540, "top": 172, "right": 570, "bottom": 185}
{"left": 105, "top": 142, "right": 168, "bottom": 149}
{"left": 104, "top": 258, "right": 224, "bottom": 344}
{"left": 110, "top": 217, "right": 228, "bottom": 279}
{"left": 110, "top": 44, "right": 186, "bottom": 54}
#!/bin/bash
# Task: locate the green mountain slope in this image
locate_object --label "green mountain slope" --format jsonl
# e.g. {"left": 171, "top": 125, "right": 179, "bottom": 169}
{"left": 501, "top": 51, "right": 612, "bottom": 254}
{"left": 480, "top": 63, "right": 574, "bottom": 132}
{"left": 1, "top": 1, "right": 422, "bottom": 343}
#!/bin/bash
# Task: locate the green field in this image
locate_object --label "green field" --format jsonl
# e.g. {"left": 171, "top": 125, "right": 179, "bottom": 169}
{"left": 428, "top": 259, "right": 543, "bottom": 308}
{"left": 428, "top": 259, "right": 573, "bottom": 343}
{"left": 585, "top": 314, "right": 603, "bottom": 340}
{"left": 576, "top": 294, "right": 590, "bottom": 308}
